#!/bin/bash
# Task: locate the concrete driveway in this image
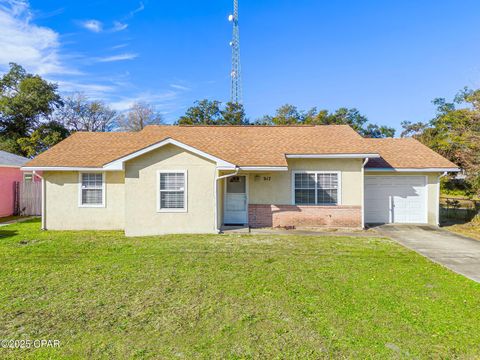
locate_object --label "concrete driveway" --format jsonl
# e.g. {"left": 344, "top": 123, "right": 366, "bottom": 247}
{"left": 375, "top": 225, "right": 480, "bottom": 283}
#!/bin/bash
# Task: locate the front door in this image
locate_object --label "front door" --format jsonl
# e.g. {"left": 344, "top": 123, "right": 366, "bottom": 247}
{"left": 224, "top": 175, "right": 248, "bottom": 225}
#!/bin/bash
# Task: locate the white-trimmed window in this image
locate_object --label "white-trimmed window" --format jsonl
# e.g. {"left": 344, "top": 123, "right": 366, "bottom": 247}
{"left": 79, "top": 172, "right": 105, "bottom": 207}
{"left": 293, "top": 172, "right": 340, "bottom": 205}
{"left": 157, "top": 171, "right": 187, "bottom": 212}
{"left": 23, "top": 173, "right": 33, "bottom": 182}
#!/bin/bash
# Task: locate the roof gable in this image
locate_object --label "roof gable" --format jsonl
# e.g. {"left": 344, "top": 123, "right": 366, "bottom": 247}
{"left": 103, "top": 137, "right": 236, "bottom": 170}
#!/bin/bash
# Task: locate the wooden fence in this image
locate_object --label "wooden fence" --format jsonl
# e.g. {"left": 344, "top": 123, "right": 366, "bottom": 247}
{"left": 14, "top": 181, "right": 41, "bottom": 216}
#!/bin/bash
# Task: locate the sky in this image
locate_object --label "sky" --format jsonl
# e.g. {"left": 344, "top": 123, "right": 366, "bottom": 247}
{"left": 1, "top": 0, "right": 480, "bottom": 135}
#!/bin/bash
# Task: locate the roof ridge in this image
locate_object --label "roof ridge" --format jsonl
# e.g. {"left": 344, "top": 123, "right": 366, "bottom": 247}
{"left": 364, "top": 137, "right": 412, "bottom": 141}
{"left": 144, "top": 124, "right": 351, "bottom": 128}
{"left": 73, "top": 131, "right": 139, "bottom": 135}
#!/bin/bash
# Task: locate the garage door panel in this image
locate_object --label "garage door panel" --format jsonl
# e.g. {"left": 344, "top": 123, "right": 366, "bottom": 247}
{"left": 365, "top": 176, "right": 427, "bottom": 224}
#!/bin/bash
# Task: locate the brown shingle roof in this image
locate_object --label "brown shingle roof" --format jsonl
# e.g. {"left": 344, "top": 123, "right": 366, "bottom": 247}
{"left": 24, "top": 125, "right": 457, "bottom": 170}
{"left": 364, "top": 138, "right": 457, "bottom": 169}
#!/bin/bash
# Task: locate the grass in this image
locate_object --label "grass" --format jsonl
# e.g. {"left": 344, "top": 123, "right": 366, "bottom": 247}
{"left": 445, "top": 223, "right": 480, "bottom": 241}
{"left": 1, "top": 220, "right": 480, "bottom": 359}
{"left": 0, "top": 216, "right": 26, "bottom": 224}
{"left": 441, "top": 193, "right": 480, "bottom": 200}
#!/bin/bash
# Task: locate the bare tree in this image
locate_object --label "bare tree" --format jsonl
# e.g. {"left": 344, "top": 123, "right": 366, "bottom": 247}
{"left": 57, "top": 93, "right": 117, "bottom": 132}
{"left": 117, "top": 102, "right": 163, "bottom": 131}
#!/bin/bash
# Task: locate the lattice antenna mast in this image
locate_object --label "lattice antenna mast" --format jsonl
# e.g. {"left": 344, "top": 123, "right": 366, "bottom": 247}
{"left": 228, "top": 0, "right": 242, "bottom": 104}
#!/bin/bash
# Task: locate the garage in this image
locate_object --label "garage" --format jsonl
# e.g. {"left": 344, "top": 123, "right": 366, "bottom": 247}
{"left": 364, "top": 175, "right": 427, "bottom": 224}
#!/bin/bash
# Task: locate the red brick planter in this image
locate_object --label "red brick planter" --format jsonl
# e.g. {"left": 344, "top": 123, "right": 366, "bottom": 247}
{"left": 248, "top": 204, "right": 362, "bottom": 228}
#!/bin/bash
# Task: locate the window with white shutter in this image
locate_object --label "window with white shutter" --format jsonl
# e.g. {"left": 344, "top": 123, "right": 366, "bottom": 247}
{"left": 158, "top": 171, "right": 187, "bottom": 212}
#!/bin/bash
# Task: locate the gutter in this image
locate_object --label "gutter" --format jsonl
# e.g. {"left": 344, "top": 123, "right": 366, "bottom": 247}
{"left": 361, "top": 158, "right": 369, "bottom": 229}
{"left": 286, "top": 153, "right": 380, "bottom": 159}
{"left": 437, "top": 171, "right": 448, "bottom": 226}
{"left": 33, "top": 170, "right": 46, "bottom": 230}
{"left": 364, "top": 167, "right": 460, "bottom": 173}
{"left": 214, "top": 167, "right": 239, "bottom": 233}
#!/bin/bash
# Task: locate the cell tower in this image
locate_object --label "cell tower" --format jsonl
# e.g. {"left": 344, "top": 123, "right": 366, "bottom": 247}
{"left": 228, "top": 0, "right": 242, "bottom": 104}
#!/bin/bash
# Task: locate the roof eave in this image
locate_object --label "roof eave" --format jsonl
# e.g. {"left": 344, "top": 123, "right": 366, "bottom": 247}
{"left": 21, "top": 166, "right": 109, "bottom": 171}
{"left": 25, "top": 137, "right": 239, "bottom": 171}
{"left": 365, "top": 167, "right": 461, "bottom": 172}
{"left": 238, "top": 166, "right": 288, "bottom": 171}
{"left": 286, "top": 153, "right": 381, "bottom": 159}
{"left": 1, "top": 164, "right": 23, "bottom": 168}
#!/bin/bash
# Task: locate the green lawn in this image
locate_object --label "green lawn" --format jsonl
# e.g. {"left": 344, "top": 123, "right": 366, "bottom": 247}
{"left": 1, "top": 220, "right": 480, "bottom": 359}
{"left": 0, "top": 216, "right": 26, "bottom": 224}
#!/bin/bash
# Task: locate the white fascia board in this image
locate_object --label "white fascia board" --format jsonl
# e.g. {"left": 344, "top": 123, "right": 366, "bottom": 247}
{"left": 21, "top": 166, "right": 114, "bottom": 171}
{"left": 365, "top": 167, "right": 460, "bottom": 172}
{"left": 216, "top": 166, "right": 237, "bottom": 171}
{"left": 103, "top": 138, "right": 235, "bottom": 170}
{"left": 238, "top": 166, "right": 288, "bottom": 172}
{"left": 286, "top": 153, "right": 380, "bottom": 159}
{"left": 100, "top": 162, "right": 124, "bottom": 170}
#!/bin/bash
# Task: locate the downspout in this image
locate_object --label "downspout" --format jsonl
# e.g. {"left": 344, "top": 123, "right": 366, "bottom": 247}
{"left": 361, "top": 158, "right": 369, "bottom": 229}
{"left": 437, "top": 172, "right": 448, "bottom": 226}
{"left": 214, "top": 167, "right": 239, "bottom": 233}
{"left": 33, "top": 170, "right": 46, "bottom": 230}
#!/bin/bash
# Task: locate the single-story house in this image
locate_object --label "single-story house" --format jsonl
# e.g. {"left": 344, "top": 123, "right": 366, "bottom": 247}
{"left": 0, "top": 150, "right": 30, "bottom": 217}
{"left": 22, "top": 125, "right": 458, "bottom": 236}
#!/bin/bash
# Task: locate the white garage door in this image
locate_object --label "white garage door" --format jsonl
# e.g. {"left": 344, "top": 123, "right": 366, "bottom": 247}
{"left": 365, "top": 176, "right": 427, "bottom": 224}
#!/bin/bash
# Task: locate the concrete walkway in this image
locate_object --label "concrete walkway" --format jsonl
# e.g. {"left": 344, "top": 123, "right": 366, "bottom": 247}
{"left": 375, "top": 225, "right": 480, "bottom": 283}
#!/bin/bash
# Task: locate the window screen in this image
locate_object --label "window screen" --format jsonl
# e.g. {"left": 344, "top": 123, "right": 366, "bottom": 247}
{"left": 81, "top": 173, "right": 103, "bottom": 205}
{"left": 159, "top": 172, "right": 185, "bottom": 210}
{"left": 294, "top": 173, "right": 316, "bottom": 205}
{"left": 294, "top": 172, "right": 339, "bottom": 205}
{"left": 23, "top": 173, "right": 33, "bottom": 182}
{"left": 316, "top": 173, "right": 338, "bottom": 205}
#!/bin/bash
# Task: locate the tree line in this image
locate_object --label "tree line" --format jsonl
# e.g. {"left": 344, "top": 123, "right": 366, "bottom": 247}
{"left": 401, "top": 88, "right": 480, "bottom": 195}
{"left": 177, "top": 100, "right": 396, "bottom": 138}
{"left": 0, "top": 63, "right": 395, "bottom": 158}
{"left": 0, "top": 63, "right": 163, "bottom": 157}
{"left": 1, "top": 63, "right": 479, "bottom": 195}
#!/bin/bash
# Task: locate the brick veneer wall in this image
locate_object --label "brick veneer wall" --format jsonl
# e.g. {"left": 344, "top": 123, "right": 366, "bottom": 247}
{"left": 248, "top": 204, "right": 362, "bottom": 228}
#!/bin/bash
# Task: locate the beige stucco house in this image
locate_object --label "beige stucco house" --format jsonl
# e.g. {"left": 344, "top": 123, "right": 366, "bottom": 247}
{"left": 22, "top": 125, "right": 458, "bottom": 236}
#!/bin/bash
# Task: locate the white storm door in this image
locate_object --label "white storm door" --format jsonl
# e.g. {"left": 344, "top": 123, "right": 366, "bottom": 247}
{"left": 224, "top": 176, "right": 248, "bottom": 225}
